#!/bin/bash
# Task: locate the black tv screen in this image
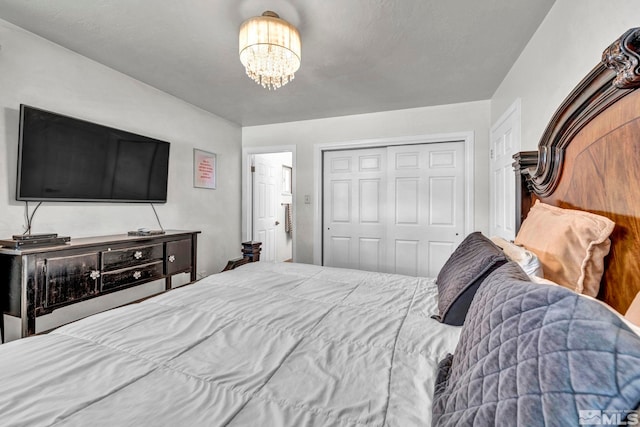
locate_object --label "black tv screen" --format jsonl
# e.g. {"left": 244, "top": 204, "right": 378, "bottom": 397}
{"left": 17, "top": 105, "right": 170, "bottom": 203}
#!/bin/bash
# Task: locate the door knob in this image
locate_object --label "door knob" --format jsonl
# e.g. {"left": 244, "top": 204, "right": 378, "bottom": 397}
{"left": 275, "top": 221, "right": 280, "bottom": 225}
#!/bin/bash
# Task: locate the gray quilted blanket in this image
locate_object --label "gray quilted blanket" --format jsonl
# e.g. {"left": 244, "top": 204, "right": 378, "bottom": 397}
{"left": 433, "top": 262, "right": 640, "bottom": 426}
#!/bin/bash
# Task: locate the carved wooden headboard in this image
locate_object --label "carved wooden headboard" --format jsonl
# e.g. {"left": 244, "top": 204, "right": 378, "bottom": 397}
{"left": 514, "top": 27, "right": 640, "bottom": 313}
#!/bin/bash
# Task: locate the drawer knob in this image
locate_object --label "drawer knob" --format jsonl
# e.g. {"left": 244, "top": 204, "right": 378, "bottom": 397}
{"left": 90, "top": 270, "right": 100, "bottom": 280}
{"left": 134, "top": 251, "right": 143, "bottom": 260}
{"left": 168, "top": 255, "right": 176, "bottom": 263}
{"left": 133, "top": 271, "right": 142, "bottom": 280}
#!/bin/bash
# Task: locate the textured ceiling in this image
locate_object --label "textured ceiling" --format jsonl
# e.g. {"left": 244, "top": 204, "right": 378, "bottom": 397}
{"left": 0, "top": 0, "right": 555, "bottom": 126}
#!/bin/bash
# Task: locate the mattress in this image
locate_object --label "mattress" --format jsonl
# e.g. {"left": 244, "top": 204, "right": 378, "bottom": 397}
{"left": 0, "top": 262, "right": 460, "bottom": 426}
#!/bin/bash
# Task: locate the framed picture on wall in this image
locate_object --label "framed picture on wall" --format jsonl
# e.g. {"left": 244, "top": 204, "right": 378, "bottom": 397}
{"left": 194, "top": 149, "right": 217, "bottom": 189}
{"left": 282, "top": 165, "right": 292, "bottom": 194}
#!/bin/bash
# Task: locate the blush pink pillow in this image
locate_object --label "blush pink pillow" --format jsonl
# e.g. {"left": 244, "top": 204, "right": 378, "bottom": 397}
{"left": 514, "top": 201, "right": 614, "bottom": 296}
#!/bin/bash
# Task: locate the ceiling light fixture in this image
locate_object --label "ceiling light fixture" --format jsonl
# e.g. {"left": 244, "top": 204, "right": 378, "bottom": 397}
{"left": 239, "top": 11, "right": 301, "bottom": 90}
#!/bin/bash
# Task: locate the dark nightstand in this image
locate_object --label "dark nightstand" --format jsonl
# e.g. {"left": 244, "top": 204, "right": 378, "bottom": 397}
{"left": 241, "top": 241, "right": 262, "bottom": 262}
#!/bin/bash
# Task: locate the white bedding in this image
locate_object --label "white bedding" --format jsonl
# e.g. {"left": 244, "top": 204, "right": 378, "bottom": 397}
{"left": 0, "top": 262, "right": 460, "bottom": 426}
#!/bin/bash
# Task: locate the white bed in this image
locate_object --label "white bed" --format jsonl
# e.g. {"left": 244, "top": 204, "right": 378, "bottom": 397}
{"left": 0, "top": 262, "right": 460, "bottom": 426}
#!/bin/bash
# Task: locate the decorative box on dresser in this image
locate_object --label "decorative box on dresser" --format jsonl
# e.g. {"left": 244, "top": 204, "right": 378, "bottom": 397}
{"left": 0, "top": 230, "right": 200, "bottom": 338}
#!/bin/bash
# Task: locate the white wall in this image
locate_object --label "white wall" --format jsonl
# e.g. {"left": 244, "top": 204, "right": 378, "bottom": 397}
{"left": 243, "top": 100, "right": 491, "bottom": 264}
{"left": 0, "top": 20, "right": 242, "bottom": 337}
{"left": 491, "top": 0, "right": 640, "bottom": 150}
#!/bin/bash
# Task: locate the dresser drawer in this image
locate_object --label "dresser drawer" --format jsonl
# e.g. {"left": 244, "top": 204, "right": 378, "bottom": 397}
{"left": 38, "top": 253, "right": 100, "bottom": 310}
{"left": 100, "top": 261, "right": 163, "bottom": 292}
{"left": 102, "top": 244, "right": 163, "bottom": 271}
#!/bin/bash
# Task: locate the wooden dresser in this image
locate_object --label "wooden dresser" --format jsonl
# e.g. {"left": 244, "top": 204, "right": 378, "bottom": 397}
{"left": 0, "top": 230, "right": 200, "bottom": 338}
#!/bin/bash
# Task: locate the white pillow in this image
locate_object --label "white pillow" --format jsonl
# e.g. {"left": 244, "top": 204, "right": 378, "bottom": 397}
{"left": 530, "top": 275, "right": 559, "bottom": 286}
{"left": 490, "top": 236, "right": 543, "bottom": 278}
{"left": 625, "top": 292, "right": 640, "bottom": 328}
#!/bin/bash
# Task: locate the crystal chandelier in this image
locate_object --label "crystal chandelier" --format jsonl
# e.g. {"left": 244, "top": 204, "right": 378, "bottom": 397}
{"left": 239, "top": 11, "right": 301, "bottom": 90}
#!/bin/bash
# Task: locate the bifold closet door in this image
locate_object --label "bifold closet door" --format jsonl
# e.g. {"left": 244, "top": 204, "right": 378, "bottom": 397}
{"left": 323, "top": 142, "right": 465, "bottom": 276}
{"left": 323, "top": 148, "right": 387, "bottom": 271}
{"left": 386, "top": 142, "right": 465, "bottom": 277}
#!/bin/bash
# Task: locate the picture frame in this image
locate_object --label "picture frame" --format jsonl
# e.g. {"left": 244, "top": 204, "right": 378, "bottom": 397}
{"left": 194, "top": 149, "right": 217, "bottom": 189}
{"left": 282, "top": 165, "right": 292, "bottom": 194}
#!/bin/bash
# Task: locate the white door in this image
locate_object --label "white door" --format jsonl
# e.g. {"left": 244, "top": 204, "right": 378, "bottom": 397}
{"left": 386, "top": 143, "right": 465, "bottom": 277}
{"left": 323, "top": 142, "right": 465, "bottom": 276}
{"left": 322, "top": 148, "right": 387, "bottom": 271}
{"left": 490, "top": 100, "right": 521, "bottom": 240}
{"left": 253, "top": 155, "right": 278, "bottom": 262}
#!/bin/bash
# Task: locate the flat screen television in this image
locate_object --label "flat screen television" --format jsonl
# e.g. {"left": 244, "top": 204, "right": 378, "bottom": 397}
{"left": 17, "top": 105, "right": 170, "bottom": 203}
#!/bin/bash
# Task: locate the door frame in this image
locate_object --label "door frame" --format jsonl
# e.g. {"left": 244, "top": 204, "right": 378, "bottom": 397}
{"left": 489, "top": 98, "right": 521, "bottom": 239}
{"left": 242, "top": 145, "right": 297, "bottom": 262}
{"left": 313, "top": 132, "right": 475, "bottom": 266}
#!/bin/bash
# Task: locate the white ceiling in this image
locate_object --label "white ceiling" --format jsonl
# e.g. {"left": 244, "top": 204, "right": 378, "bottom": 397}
{"left": 0, "top": 0, "right": 555, "bottom": 126}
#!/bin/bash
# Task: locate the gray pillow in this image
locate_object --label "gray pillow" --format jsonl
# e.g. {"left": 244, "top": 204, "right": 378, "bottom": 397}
{"left": 432, "top": 263, "right": 529, "bottom": 405}
{"left": 432, "top": 261, "right": 640, "bottom": 426}
{"left": 434, "top": 232, "right": 507, "bottom": 326}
